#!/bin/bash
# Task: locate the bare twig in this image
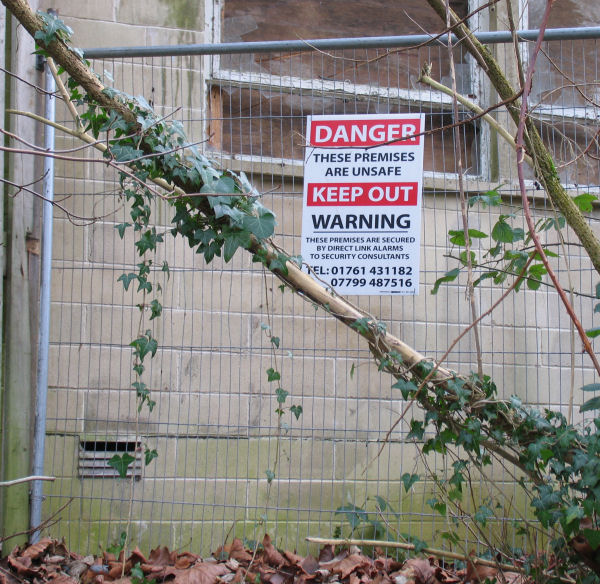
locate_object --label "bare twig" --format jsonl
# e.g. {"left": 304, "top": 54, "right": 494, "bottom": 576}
{"left": 0, "top": 475, "right": 55, "bottom": 487}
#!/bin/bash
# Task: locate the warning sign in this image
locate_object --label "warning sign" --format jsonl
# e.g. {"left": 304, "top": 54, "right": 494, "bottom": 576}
{"left": 301, "top": 114, "right": 425, "bottom": 295}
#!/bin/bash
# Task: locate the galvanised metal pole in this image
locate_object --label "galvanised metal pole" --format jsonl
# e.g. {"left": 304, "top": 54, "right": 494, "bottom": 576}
{"left": 29, "top": 44, "right": 56, "bottom": 543}
{"left": 83, "top": 26, "right": 600, "bottom": 59}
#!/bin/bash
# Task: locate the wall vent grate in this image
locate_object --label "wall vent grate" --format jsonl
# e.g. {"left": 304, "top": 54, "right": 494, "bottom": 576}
{"left": 78, "top": 439, "right": 142, "bottom": 479}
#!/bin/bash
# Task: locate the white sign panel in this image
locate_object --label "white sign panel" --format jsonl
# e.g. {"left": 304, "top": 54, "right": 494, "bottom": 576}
{"left": 301, "top": 114, "right": 425, "bottom": 295}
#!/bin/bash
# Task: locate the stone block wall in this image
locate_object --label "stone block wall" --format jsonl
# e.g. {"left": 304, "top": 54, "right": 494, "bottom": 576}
{"left": 29, "top": 0, "right": 600, "bottom": 558}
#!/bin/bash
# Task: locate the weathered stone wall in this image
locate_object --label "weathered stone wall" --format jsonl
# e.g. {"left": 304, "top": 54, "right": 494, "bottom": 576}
{"left": 25, "top": 0, "right": 600, "bottom": 557}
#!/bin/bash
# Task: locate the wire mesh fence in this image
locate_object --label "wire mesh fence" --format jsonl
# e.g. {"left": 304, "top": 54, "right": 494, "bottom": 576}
{"left": 42, "top": 30, "right": 600, "bottom": 556}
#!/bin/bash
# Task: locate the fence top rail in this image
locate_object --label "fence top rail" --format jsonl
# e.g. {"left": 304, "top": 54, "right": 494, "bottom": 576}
{"left": 82, "top": 26, "right": 600, "bottom": 60}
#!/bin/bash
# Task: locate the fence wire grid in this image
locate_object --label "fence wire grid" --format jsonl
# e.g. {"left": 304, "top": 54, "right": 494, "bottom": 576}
{"left": 42, "top": 31, "right": 600, "bottom": 556}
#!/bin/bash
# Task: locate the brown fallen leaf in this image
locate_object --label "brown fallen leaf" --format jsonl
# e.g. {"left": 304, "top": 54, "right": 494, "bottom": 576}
{"left": 8, "top": 554, "right": 39, "bottom": 577}
{"left": 148, "top": 547, "right": 173, "bottom": 568}
{"left": 299, "top": 555, "right": 319, "bottom": 575}
{"left": 0, "top": 563, "right": 21, "bottom": 584}
{"left": 328, "top": 553, "right": 371, "bottom": 579}
{"left": 22, "top": 538, "right": 54, "bottom": 560}
{"left": 47, "top": 574, "right": 80, "bottom": 584}
{"left": 371, "top": 572, "right": 393, "bottom": 584}
{"left": 228, "top": 540, "right": 253, "bottom": 564}
{"left": 374, "top": 557, "right": 403, "bottom": 573}
{"left": 128, "top": 547, "right": 147, "bottom": 567}
{"left": 464, "top": 561, "right": 498, "bottom": 584}
{"left": 175, "top": 552, "right": 199, "bottom": 570}
{"left": 317, "top": 545, "right": 335, "bottom": 564}
{"left": 107, "top": 561, "right": 125, "bottom": 580}
{"left": 262, "top": 535, "right": 287, "bottom": 568}
{"left": 398, "top": 558, "right": 439, "bottom": 584}
{"left": 165, "top": 562, "right": 231, "bottom": 584}
{"left": 282, "top": 550, "right": 304, "bottom": 568}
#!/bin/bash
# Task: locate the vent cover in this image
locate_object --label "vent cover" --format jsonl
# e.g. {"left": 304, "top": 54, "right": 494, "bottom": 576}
{"left": 79, "top": 439, "right": 142, "bottom": 479}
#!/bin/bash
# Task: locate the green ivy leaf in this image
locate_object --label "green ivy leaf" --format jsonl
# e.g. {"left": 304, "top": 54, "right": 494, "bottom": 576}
{"left": 270, "top": 336, "right": 280, "bottom": 349}
{"left": 117, "top": 272, "right": 137, "bottom": 291}
{"left": 583, "top": 528, "right": 600, "bottom": 550}
{"left": 407, "top": 419, "right": 425, "bottom": 441}
{"left": 265, "top": 469, "right": 275, "bottom": 483}
{"left": 290, "top": 405, "right": 303, "bottom": 420}
{"left": 115, "top": 223, "right": 131, "bottom": 239}
{"left": 223, "top": 229, "right": 252, "bottom": 262}
{"left": 241, "top": 203, "right": 276, "bottom": 240}
{"left": 581, "top": 384, "right": 600, "bottom": 392}
{"left": 266, "top": 368, "right": 281, "bottom": 382}
{"left": 110, "top": 143, "right": 144, "bottom": 162}
{"left": 35, "top": 11, "right": 74, "bottom": 45}
{"left": 350, "top": 317, "right": 371, "bottom": 334}
{"left": 144, "top": 448, "right": 158, "bottom": 466}
{"left": 275, "top": 388, "right": 289, "bottom": 404}
{"left": 474, "top": 504, "right": 494, "bottom": 527}
{"left": 108, "top": 453, "right": 135, "bottom": 478}
{"left": 149, "top": 299, "right": 162, "bottom": 320}
{"left": 269, "top": 253, "right": 289, "bottom": 276}
{"left": 392, "top": 378, "right": 418, "bottom": 399}
{"left": 401, "top": 473, "right": 419, "bottom": 492}
{"left": 335, "top": 505, "right": 368, "bottom": 530}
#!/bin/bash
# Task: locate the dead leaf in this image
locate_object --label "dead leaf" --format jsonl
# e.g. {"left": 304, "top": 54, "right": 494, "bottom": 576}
{"left": 282, "top": 551, "right": 303, "bottom": 567}
{"left": 328, "top": 554, "right": 371, "bottom": 579}
{"left": 374, "top": 558, "right": 403, "bottom": 573}
{"left": 317, "top": 545, "right": 335, "bottom": 564}
{"left": 0, "top": 564, "right": 21, "bottom": 584}
{"left": 464, "top": 561, "right": 498, "bottom": 584}
{"left": 47, "top": 574, "right": 79, "bottom": 584}
{"left": 228, "top": 540, "right": 253, "bottom": 564}
{"left": 128, "top": 547, "right": 147, "bottom": 567}
{"left": 8, "top": 554, "right": 39, "bottom": 577}
{"left": 148, "top": 547, "right": 173, "bottom": 567}
{"left": 371, "top": 573, "right": 392, "bottom": 584}
{"left": 167, "top": 562, "right": 231, "bottom": 584}
{"left": 396, "top": 559, "right": 439, "bottom": 584}
{"left": 175, "top": 553, "right": 199, "bottom": 570}
{"left": 299, "top": 556, "right": 319, "bottom": 575}
{"left": 22, "top": 538, "right": 54, "bottom": 560}
{"left": 108, "top": 561, "right": 125, "bottom": 580}
{"left": 262, "top": 535, "right": 286, "bottom": 568}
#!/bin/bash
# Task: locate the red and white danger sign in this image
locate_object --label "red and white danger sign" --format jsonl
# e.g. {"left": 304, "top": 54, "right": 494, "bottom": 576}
{"left": 301, "top": 114, "right": 425, "bottom": 295}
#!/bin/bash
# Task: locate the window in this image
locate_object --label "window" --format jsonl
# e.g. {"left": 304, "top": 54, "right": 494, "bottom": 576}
{"left": 208, "top": 0, "right": 483, "bottom": 181}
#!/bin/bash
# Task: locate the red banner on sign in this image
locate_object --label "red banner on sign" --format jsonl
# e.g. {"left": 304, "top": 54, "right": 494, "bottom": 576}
{"left": 306, "top": 182, "right": 418, "bottom": 206}
{"left": 309, "top": 118, "right": 422, "bottom": 147}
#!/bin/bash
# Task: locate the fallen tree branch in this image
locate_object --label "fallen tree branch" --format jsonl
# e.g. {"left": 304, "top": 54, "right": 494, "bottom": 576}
{"left": 305, "top": 537, "right": 523, "bottom": 573}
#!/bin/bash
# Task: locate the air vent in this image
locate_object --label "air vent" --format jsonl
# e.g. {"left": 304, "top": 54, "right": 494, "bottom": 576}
{"left": 79, "top": 439, "right": 142, "bottom": 479}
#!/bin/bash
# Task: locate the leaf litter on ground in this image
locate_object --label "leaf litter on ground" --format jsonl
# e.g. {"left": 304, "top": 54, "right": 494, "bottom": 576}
{"left": 0, "top": 535, "right": 530, "bottom": 584}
